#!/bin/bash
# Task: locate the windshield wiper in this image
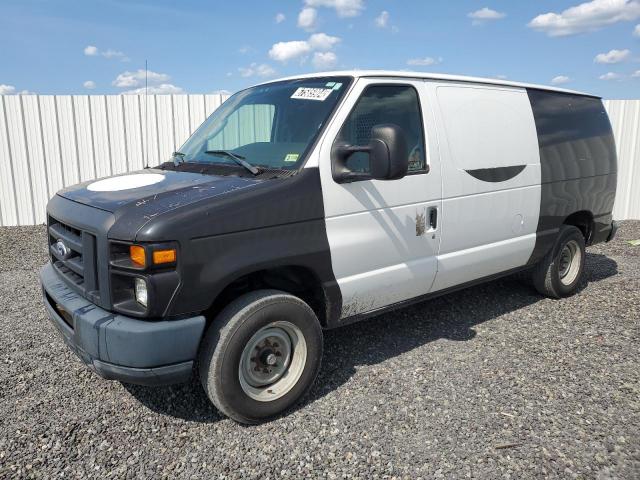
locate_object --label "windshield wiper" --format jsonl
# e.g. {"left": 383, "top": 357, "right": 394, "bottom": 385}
{"left": 204, "top": 150, "right": 260, "bottom": 175}
{"left": 172, "top": 151, "right": 186, "bottom": 166}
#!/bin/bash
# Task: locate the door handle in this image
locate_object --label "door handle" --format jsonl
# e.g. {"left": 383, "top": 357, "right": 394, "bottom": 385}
{"left": 428, "top": 207, "right": 438, "bottom": 230}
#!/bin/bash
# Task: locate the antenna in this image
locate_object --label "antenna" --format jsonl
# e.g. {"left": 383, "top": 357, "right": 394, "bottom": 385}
{"left": 144, "top": 59, "right": 149, "bottom": 168}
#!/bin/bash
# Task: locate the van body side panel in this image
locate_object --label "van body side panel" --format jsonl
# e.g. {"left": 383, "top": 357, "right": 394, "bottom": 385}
{"left": 133, "top": 167, "right": 343, "bottom": 323}
{"left": 430, "top": 84, "right": 541, "bottom": 292}
{"left": 526, "top": 90, "right": 617, "bottom": 263}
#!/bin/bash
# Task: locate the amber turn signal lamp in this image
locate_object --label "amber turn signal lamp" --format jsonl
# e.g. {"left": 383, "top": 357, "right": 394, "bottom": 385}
{"left": 152, "top": 248, "right": 177, "bottom": 265}
{"left": 129, "top": 245, "right": 146, "bottom": 267}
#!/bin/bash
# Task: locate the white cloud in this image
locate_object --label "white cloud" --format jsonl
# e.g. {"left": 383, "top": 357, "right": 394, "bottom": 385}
{"left": 84, "top": 44, "right": 129, "bottom": 61}
{"left": 551, "top": 75, "right": 571, "bottom": 85}
{"left": 0, "top": 84, "right": 16, "bottom": 94}
{"left": 635, "top": 23, "right": 640, "bottom": 35}
{"left": 528, "top": 0, "right": 640, "bottom": 37}
{"left": 494, "top": 74, "right": 508, "bottom": 79}
{"left": 594, "top": 48, "right": 631, "bottom": 63}
{"left": 304, "top": 0, "right": 364, "bottom": 18}
{"left": 269, "top": 40, "right": 313, "bottom": 62}
{"left": 269, "top": 32, "right": 341, "bottom": 63}
{"left": 122, "top": 84, "right": 184, "bottom": 95}
{"left": 0, "top": 85, "right": 32, "bottom": 95}
{"left": 211, "top": 89, "right": 232, "bottom": 95}
{"left": 102, "top": 49, "right": 128, "bottom": 61}
{"left": 113, "top": 69, "right": 170, "bottom": 88}
{"left": 407, "top": 57, "right": 442, "bottom": 66}
{"left": 312, "top": 51, "right": 338, "bottom": 69}
{"left": 632, "top": 69, "right": 640, "bottom": 76}
{"left": 83, "top": 80, "right": 96, "bottom": 89}
{"left": 375, "top": 10, "right": 390, "bottom": 28}
{"left": 256, "top": 64, "right": 276, "bottom": 76}
{"left": 238, "top": 63, "right": 277, "bottom": 78}
{"left": 298, "top": 7, "right": 318, "bottom": 31}
{"left": 468, "top": 7, "right": 506, "bottom": 25}
{"left": 599, "top": 71, "right": 622, "bottom": 80}
{"left": 275, "top": 12, "right": 286, "bottom": 23}
{"left": 308, "top": 32, "right": 341, "bottom": 50}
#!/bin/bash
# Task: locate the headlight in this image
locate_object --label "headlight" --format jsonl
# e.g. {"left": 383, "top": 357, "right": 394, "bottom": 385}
{"left": 135, "top": 278, "right": 148, "bottom": 307}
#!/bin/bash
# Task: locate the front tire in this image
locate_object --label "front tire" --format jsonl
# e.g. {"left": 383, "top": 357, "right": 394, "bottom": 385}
{"left": 198, "top": 290, "right": 323, "bottom": 424}
{"left": 532, "top": 225, "right": 586, "bottom": 298}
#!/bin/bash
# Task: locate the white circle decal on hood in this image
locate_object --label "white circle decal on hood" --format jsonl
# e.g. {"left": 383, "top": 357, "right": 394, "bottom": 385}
{"left": 87, "top": 174, "right": 165, "bottom": 192}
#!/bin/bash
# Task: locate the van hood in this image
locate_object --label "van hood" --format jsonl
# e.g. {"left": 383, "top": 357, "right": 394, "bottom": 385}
{"left": 58, "top": 169, "right": 263, "bottom": 215}
{"left": 52, "top": 166, "right": 322, "bottom": 244}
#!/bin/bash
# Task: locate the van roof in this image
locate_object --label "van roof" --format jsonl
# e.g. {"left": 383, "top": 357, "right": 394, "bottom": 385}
{"left": 265, "top": 70, "right": 597, "bottom": 98}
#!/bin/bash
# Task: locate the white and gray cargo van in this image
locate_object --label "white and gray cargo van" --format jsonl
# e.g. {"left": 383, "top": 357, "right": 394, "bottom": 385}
{"left": 40, "top": 71, "right": 618, "bottom": 423}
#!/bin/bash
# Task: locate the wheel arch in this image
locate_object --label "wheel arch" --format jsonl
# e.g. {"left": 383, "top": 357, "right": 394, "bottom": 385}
{"left": 563, "top": 210, "right": 595, "bottom": 245}
{"left": 204, "top": 264, "right": 335, "bottom": 328}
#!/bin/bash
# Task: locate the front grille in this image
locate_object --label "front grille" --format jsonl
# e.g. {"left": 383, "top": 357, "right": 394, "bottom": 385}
{"left": 48, "top": 216, "right": 99, "bottom": 300}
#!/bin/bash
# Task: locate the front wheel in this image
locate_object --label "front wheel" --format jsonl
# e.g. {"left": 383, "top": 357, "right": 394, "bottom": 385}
{"left": 198, "top": 290, "right": 323, "bottom": 424}
{"left": 532, "top": 225, "right": 586, "bottom": 298}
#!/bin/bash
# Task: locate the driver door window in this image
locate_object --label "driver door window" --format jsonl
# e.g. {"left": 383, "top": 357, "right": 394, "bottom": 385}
{"left": 336, "top": 85, "right": 426, "bottom": 174}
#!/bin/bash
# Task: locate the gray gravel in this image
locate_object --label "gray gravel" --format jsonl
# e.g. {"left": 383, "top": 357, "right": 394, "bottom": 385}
{"left": 1, "top": 222, "right": 639, "bottom": 479}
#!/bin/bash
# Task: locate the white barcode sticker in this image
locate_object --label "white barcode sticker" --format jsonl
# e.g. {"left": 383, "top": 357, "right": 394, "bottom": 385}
{"left": 291, "top": 87, "right": 333, "bottom": 101}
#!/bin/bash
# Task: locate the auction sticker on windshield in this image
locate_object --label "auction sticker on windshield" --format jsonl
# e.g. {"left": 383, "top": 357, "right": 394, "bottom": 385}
{"left": 291, "top": 87, "right": 333, "bottom": 101}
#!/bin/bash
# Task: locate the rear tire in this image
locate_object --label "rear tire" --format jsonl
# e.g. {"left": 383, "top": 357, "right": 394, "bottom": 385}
{"left": 532, "top": 225, "right": 586, "bottom": 298}
{"left": 198, "top": 289, "right": 323, "bottom": 424}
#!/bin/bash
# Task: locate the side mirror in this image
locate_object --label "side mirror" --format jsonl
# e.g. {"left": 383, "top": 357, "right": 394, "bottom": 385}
{"left": 331, "top": 124, "right": 409, "bottom": 183}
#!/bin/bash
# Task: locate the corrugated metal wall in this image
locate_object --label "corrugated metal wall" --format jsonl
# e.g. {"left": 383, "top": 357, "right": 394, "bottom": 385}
{"left": 0, "top": 96, "right": 638, "bottom": 226}
{"left": 0, "top": 94, "right": 229, "bottom": 226}
{"left": 604, "top": 100, "right": 640, "bottom": 221}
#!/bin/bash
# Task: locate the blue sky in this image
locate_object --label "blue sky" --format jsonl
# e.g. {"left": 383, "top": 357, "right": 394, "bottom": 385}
{"left": 1, "top": 0, "right": 639, "bottom": 98}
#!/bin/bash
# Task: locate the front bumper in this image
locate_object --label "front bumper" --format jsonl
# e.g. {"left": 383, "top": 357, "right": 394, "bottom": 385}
{"left": 40, "top": 263, "right": 206, "bottom": 386}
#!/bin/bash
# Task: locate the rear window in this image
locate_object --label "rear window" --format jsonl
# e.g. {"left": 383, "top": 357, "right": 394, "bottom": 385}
{"left": 527, "top": 90, "right": 616, "bottom": 182}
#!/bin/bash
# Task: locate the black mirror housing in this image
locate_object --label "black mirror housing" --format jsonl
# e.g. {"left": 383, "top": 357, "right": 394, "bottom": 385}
{"left": 331, "top": 123, "right": 409, "bottom": 183}
{"left": 368, "top": 124, "right": 408, "bottom": 180}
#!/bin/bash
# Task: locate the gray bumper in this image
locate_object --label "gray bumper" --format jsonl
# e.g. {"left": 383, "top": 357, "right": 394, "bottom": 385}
{"left": 40, "top": 263, "right": 206, "bottom": 386}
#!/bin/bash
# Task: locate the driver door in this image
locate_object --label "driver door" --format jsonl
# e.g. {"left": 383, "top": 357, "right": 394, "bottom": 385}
{"left": 315, "top": 78, "right": 442, "bottom": 319}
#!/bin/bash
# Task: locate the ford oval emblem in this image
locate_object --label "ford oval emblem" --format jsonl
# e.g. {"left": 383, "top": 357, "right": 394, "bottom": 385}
{"left": 53, "top": 240, "right": 71, "bottom": 259}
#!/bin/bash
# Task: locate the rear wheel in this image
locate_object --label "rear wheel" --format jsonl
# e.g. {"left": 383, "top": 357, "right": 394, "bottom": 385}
{"left": 532, "top": 225, "right": 586, "bottom": 298}
{"left": 198, "top": 290, "right": 323, "bottom": 424}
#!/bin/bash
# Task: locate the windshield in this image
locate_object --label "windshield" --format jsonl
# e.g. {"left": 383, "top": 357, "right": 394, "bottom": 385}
{"left": 177, "top": 76, "right": 352, "bottom": 171}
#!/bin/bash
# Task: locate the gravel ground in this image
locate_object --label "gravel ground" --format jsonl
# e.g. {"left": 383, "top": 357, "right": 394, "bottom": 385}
{"left": 1, "top": 222, "right": 639, "bottom": 479}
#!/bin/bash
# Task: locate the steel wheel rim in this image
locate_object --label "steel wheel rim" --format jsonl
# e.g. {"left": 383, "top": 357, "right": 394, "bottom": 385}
{"left": 558, "top": 239, "right": 581, "bottom": 286}
{"left": 239, "top": 321, "right": 307, "bottom": 402}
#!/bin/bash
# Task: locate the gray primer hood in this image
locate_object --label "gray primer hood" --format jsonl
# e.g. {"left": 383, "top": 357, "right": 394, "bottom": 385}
{"left": 57, "top": 169, "right": 264, "bottom": 241}
{"left": 58, "top": 169, "right": 262, "bottom": 213}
